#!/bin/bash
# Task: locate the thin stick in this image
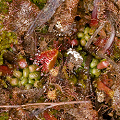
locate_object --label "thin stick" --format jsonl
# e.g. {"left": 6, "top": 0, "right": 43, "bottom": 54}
{"left": 85, "top": 21, "right": 106, "bottom": 49}
{"left": 0, "top": 101, "right": 90, "bottom": 108}
{"left": 25, "top": 0, "right": 64, "bottom": 37}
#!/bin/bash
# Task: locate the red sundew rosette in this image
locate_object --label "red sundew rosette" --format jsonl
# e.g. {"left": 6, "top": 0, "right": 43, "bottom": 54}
{"left": 35, "top": 49, "right": 58, "bottom": 73}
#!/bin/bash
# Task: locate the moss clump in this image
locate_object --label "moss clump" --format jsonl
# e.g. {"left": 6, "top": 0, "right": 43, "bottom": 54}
{"left": 0, "top": 111, "right": 9, "bottom": 120}
{"left": 30, "top": 0, "right": 47, "bottom": 9}
{"left": 0, "top": 0, "right": 18, "bottom": 65}
{"left": 0, "top": 0, "right": 12, "bottom": 14}
{"left": 0, "top": 30, "right": 17, "bottom": 65}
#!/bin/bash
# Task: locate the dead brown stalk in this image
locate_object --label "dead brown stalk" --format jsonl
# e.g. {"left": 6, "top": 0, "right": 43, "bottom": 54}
{"left": 0, "top": 101, "right": 90, "bottom": 109}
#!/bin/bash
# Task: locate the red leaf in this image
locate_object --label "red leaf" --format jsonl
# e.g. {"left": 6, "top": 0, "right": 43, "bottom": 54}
{"left": 35, "top": 49, "right": 58, "bottom": 72}
{"left": 102, "top": 79, "right": 113, "bottom": 88}
{"left": 0, "top": 65, "right": 13, "bottom": 76}
{"left": 44, "top": 112, "right": 51, "bottom": 120}
{"left": 18, "top": 58, "right": 28, "bottom": 69}
{"left": 44, "top": 111, "right": 57, "bottom": 120}
{"left": 90, "top": 1, "right": 99, "bottom": 27}
{"left": 71, "top": 39, "right": 78, "bottom": 47}
{"left": 94, "top": 37, "right": 107, "bottom": 47}
{"left": 97, "top": 60, "right": 109, "bottom": 69}
{"left": 90, "top": 19, "right": 98, "bottom": 27}
{"left": 97, "top": 80, "right": 113, "bottom": 97}
{"left": 53, "top": 40, "right": 59, "bottom": 49}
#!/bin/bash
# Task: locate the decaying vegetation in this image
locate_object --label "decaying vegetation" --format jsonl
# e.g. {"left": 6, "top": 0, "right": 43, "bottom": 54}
{"left": 0, "top": 0, "right": 120, "bottom": 119}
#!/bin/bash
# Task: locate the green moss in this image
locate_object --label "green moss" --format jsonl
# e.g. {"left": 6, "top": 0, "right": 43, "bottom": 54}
{"left": 90, "top": 58, "right": 99, "bottom": 68}
{"left": 1, "top": 1, "right": 18, "bottom": 65}
{"left": 0, "top": 79, "right": 8, "bottom": 88}
{"left": 30, "top": 0, "right": 47, "bottom": 9}
{"left": 0, "top": 30, "right": 17, "bottom": 65}
{"left": 69, "top": 74, "right": 77, "bottom": 85}
{"left": 0, "top": 112, "right": 9, "bottom": 120}
{"left": 0, "top": 0, "right": 12, "bottom": 14}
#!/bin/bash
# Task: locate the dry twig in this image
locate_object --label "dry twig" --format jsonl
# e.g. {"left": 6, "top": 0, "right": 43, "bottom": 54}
{"left": 0, "top": 101, "right": 90, "bottom": 109}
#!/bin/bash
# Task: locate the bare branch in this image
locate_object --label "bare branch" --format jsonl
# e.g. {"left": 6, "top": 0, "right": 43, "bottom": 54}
{"left": 0, "top": 101, "right": 90, "bottom": 108}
